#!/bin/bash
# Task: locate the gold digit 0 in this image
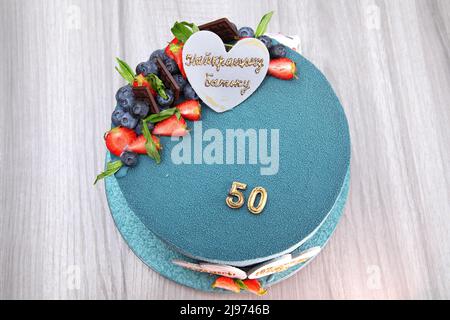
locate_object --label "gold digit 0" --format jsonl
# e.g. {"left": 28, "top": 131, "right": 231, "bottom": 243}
{"left": 247, "top": 187, "right": 268, "bottom": 214}
{"left": 226, "top": 182, "right": 247, "bottom": 209}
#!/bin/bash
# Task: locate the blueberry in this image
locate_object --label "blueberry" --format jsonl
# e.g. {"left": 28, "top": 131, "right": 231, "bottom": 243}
{"left": 269, "top": 44, "right": 287, "bottom": 58}
{"left": 164, "top": 58, "right": 179, "bottom": 74}
{"left": 258, "top": 35, "right": 273, "bottom": 49}
{"left": 115, "top": 85, "right": 133, "bottom": 101}
{"left": 238, "top": 26, "right": 255, "bottom": 38}
{"left": 120, "top": 151, "right": 139, "bottom": 167}
{"left": 135, "top": 121, "right": 155, "bottom": 135}
{"left": 156, "top": 89, "right": 174, "bottom": 107}
{"left": 131, "top": 101, "right": 150, "bottom": 119}
{"left": 136, "top": 61, "right": 158, "bottom": 76}
{"left": 120, "top": 112, "right": 138, "bottom": 129}
{"left": 173, "top": 74, "right": 187, "bottom": 90}
{"left": 149, "top": 49, "right": 167, "bottom": 63}
{"left": 183, "top": 83, "right": 198, "bottom": 100}
{"left": 111, "top": 107, "right": 125, "bottom": 126}
{"left": 117, "top": 95, "right": 135, "bottom": 111}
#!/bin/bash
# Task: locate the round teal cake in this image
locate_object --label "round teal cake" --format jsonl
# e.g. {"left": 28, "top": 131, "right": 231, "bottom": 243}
{"left": 100, "top": 14, "right": 350, "bottom": 293}
{"left": 106, "top": 47, "right": 350, "bottom": 284}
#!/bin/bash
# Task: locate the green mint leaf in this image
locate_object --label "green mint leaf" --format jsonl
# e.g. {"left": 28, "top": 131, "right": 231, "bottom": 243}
{"left": 141, "top": 120, "right": 161, "bottom": 164}
{"left": 255, "top": 11, "right": 274, "bottom": 37}
{"left": 115, "top": 66, "right": 134, "bottom": 84}
{"left": 171, "top": 21, "right": 198, "bottom": 43}
{"left": 116, "top": 57, "right": 135, "bottom": 77}
{"left": 144, "top": 107, "right": 177, "bottom": 123}
{"left": 115, "top": 57, "right": 136, "bottom": 84}
{"left": 147, "top": 74, "right": 168, "bottom": 99}
{"left": 146, "top": 138, "right": 161, "bottom": 164}
{"left": 181, "top": 21, "right": 199, "bottom": 33}
{"left": 171, "top": 22, "right": 192, "bottom": 43}
{"left": 94, "top": 160, "right": 123, "bottom": 185}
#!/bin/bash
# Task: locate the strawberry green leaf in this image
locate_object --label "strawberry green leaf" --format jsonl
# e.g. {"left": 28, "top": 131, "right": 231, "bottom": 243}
{"left": 254, "top": 11, "right": 274, "bottom": 37}
{"left": 171, "top": 21, "right": 199, "bottom": 43}
{"left": 144, "top": 107, "right": 178, "bottom": 123}
{"left": 147, "top": 74, "right": 168, "bottom": 99}
{"left": 115, "top": 57, "right": 135, "bottom": 84}
{"left": 94, "top": 160, "right": 123, "bottom": 185}
{"left": 141, "top": 119, "right": 161, "bottom": 164}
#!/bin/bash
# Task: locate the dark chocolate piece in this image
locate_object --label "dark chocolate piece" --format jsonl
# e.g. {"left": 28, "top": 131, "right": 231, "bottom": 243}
{"left": 155, "top": 57, "right": 180, "bottom": 103}
{"left": 132, "top": 86, "right": 160, "bottom": 114}
{"left": 199, "top": 18, "right": 239, "bottom": 42}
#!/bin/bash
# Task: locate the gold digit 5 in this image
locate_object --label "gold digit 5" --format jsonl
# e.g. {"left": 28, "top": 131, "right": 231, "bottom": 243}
{"left": 226, "top": 181, "right": 247, "bottom": 209}
{"left": 247, "top": 187, "right": 268, "bottom": 215}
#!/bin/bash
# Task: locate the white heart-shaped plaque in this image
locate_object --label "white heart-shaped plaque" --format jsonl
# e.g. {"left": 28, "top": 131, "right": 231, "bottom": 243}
{"left": 183, "top": 31, "right": 270, "bottom": 113}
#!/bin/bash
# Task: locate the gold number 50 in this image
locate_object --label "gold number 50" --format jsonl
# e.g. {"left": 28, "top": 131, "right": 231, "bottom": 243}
{"left": 226, "top": 182, "right": 268, "bottom": 215}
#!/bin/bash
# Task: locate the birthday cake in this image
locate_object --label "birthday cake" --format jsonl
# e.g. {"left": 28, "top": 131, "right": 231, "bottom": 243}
{"left": 96, "top": 12, "right": 350, "bottom": 295}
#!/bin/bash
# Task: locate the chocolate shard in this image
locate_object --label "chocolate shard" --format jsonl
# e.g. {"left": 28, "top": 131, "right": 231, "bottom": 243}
{"left": 132, "top": 86, "right": 160, "bottom": 114}
{"left": 199, "top": 18, "right": 239, "bottom": 42}
{"left": 155, "top": 57, "right": 180, "bottom": 103}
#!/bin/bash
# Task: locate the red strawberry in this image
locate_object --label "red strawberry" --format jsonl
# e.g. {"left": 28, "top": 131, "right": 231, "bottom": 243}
{"left": 165, "top": 38, "right": 186, "bottom": 78}
{"left": 212, "top": 277, "right": 240, "bottom": 293}
{"left": 175, "top": 100, "right": 201, "bottom": 121}
{"left": 126, "top": 135, "right": 161, "bottom": 154}
{"left": 104, "top": 127, "right": 137, "bottom": 157}
{"left": 153, "top": 115, "right": 188, "bottom": 137}
{"left": 242, "top": 279, "right": 267, "bottom": 296}
{"left": 268, "top": 58, "right": 297, "bottom": 80}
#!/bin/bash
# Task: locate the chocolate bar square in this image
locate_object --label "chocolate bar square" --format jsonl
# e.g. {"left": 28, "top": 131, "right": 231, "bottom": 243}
{"left": 155, "top": 58, "right": 181, "bottom": 104}
{"left": 199, "top": 18, "right": 239, "bottom": 42}
{"left": 132, "top": 86, "right": 160, "bottom": 114}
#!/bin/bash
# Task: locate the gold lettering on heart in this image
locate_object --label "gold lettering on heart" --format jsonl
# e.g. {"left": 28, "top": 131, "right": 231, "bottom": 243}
{"left": 184, "top": 53, "right": 265, "bottom": 74}
{"left": 205, "top": 73, "right": 251, "bottom": 95}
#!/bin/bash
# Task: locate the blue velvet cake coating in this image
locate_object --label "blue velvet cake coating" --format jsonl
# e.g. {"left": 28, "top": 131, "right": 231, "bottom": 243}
{"left": 113, "top": 48, "right": 350, "bottom": 265}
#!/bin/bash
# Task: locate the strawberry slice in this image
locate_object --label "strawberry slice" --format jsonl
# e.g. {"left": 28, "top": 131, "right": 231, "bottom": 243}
{"left": 165, "top": 38, "right": 186, "bottom": 78}
{"left": 104, "top": 127, "right": 137, "bottom": 157}
{"left": 211, "top": 277, "right": 240, "bottom": 293}
{"left": 153, "top": 115, "right": 188, "bottom": 137}
{"left": 126, "top": 135, "right": 161, "bottom": 154}
{"left": 175, "top": 100, "right": 201, "bottom": 121}
{"left": 242, "top": 279, "right": 267, "bottom": 296}
{"left": 268, "top": 58, "right": 297, "bottom": 80}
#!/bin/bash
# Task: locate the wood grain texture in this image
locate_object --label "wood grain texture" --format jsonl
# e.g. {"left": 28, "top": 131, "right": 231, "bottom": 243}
{"left": 0, "top": 0, "right": 449, "bottom": 299}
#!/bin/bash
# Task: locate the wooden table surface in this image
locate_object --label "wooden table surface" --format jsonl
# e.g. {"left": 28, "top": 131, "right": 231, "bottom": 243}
{"left": 1, "top": 0, "right": 449, "bottom": 300}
